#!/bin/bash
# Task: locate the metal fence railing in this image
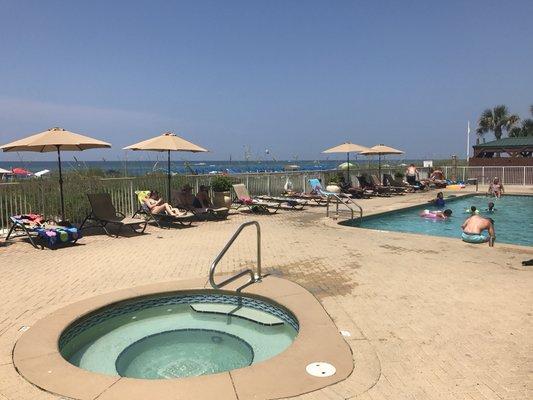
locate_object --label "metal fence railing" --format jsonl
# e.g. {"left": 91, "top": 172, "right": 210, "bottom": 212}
{"left": 1, "top": 166, "right": 532, "bottom": 233}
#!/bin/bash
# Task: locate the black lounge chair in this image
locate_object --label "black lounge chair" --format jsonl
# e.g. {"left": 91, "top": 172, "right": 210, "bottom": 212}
{"left": 81, "top": 193, "right": 148, "bottom": 237}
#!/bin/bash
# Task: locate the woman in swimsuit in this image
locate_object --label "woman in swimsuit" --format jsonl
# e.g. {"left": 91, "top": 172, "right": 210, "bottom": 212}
{"left": 144, "top": 191, "right": 185, "bottom": 216}
{"left": 488, "top": 177, "right": 504, "bottom": 198}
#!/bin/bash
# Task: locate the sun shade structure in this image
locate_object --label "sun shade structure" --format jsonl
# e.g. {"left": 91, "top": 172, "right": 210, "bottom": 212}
{"left": 360, "top": 144, "right": 404, "bottom": 183}
{"left": 124, "top": 132, "right": 208, "bottom": 200}
{"left": 323, "top": 142, "right": 370, "bottom": 182}
{"left": 0, "top": 127, "right": 111, "bottom": 223}
{"left": 0, "top": 168, "right": 11, "bottom": 174}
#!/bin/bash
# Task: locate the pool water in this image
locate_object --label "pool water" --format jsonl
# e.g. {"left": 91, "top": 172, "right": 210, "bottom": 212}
{"left": 353, "top": 195, "right": 532, "bottom": 246}
{"left": 60, "top": 294, "right": 298, "bottom": 379}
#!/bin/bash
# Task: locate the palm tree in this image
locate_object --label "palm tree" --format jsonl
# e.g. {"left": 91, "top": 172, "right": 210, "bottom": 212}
{"left": 509, "top": 104, "right": 533, "bottom": 137}
{"left": 476, "top": 105, "right": 520, "bottom": 140}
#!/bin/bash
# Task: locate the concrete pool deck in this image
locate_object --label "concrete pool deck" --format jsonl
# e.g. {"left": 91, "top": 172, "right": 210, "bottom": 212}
{"left": 0, "top": 186, "right": 531, "bottom": 399}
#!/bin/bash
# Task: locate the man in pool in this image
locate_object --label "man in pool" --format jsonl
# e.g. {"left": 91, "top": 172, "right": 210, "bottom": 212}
{"left": 461, "top": 214, "right": 495, "bottom": 246}
{"left": 486, "top": 202, "right": 496, "bottom": 212}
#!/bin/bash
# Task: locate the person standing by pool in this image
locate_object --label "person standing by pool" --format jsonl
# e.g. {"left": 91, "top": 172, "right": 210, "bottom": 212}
{"left": 405, "top": 164, "right": 419, "bottom": 186}
{"left": 461, "top": 214, "right": 495, "bottom": 246}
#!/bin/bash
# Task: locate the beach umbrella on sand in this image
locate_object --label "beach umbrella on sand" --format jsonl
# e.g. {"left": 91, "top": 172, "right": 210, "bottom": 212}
{"left": 0, "top": 167, "right": 11, "bottom": 174}
{"left": 337, "top": 162, "right": 355, "bottom": 171}
{"left": 0, "top": 127, "right": 111, "bottom": 223}
{"left": 323, "top": 142, "right": 369, "bottom": 182}
{"left": 360, "top": 144, "right": 404, "bottom": 183}
{"left": 124, "top": 132, "right": 208, "bottom": 201}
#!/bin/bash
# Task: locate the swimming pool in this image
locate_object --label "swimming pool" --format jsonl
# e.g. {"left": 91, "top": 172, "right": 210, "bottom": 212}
{"left": 59, "top": 293, "right": 298, "bottom": 379}
{"left": 348, "top": 195, "right": 532, "bottom": 246}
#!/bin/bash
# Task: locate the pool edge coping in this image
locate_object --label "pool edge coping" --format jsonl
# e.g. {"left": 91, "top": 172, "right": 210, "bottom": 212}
{"left": 12, "top": 276, "right": 356, "bottom": 400}
{"left": 336, "top": 192, "right": 533, "bottom": 250}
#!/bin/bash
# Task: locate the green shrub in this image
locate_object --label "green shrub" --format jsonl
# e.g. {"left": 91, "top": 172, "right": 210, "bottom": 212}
{"left": 211, "top": 175, "right": 233, "bottom": 192}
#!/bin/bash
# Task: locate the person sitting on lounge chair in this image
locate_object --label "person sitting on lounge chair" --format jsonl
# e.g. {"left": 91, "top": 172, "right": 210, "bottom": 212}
{"left": 429, "top": 168, "right": 447, "bottom": 188}
{"left": 193, "top": 185, "right": 212, "bottom": 209}
{"left": 144, "top": 191, "right": 186, "bottom": 216}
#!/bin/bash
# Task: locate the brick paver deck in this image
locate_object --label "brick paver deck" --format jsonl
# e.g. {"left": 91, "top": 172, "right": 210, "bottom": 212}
{"left": 0, "top": 188, "right": 531, "bottom": 399}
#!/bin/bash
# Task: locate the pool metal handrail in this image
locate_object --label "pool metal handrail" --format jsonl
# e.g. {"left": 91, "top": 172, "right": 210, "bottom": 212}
{"left": 325, "top": 193, "right": 363, "bottom": 222}
{"left": 209, "top": 221, "right": 262, "bottom": 291}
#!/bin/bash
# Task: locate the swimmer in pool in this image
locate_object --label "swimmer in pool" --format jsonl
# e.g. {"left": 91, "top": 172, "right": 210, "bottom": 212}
{"left": 485, "top": 202, "right": 496, "bottom": 212}
{"left": 429, "top": 191, "right": 445, "bottom": 207}
{"left": 461, "top": 214, "right": 495, "bottom": 246}
{"left": 420, "top": 209, "right": 452, "bottom": 220}
{"left": 465, "top": 205, "right": 480, "bottom": 214}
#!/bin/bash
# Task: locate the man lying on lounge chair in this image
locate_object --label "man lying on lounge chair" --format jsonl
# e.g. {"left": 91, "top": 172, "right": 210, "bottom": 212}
{"left": 144, "top": 191, "right": 187, "bottom": 216}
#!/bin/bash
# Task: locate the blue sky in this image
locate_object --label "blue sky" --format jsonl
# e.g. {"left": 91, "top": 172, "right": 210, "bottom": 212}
{"left": 0, "top": 0, "right": 532, "bottom": 162}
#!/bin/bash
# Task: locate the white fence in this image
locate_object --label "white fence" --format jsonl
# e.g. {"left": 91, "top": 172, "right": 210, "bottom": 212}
{"left": 1, "top": 166, "right": 532, "bottom": 234}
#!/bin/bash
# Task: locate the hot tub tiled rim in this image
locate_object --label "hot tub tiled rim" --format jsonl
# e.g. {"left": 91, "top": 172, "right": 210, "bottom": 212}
{"left": 13, "top": 276, "right": 355, "bottom": 400}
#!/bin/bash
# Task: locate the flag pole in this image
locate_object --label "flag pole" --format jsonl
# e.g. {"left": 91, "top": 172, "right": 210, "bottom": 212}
{"left": 466, "top": 121, "right": 471, "bottom": 161}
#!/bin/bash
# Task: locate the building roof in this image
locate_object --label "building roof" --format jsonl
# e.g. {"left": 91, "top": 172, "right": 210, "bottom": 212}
{"left": 474, "top": 137, "right": 533, "bottom": 149}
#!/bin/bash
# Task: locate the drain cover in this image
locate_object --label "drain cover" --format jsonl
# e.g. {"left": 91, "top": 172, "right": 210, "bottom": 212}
{"left": 306, "top": 362, "right": 336, "bottom": 377}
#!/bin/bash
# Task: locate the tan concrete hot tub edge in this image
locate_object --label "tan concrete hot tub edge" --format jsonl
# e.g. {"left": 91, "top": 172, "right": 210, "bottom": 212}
{"left": 13, "top": 276, "right": 354, "bottom": 400}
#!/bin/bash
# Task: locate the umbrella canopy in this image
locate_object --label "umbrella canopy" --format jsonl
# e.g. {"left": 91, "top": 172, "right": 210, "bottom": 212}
{"left": 337, "top": 162, "right": 355, "bottom": 170}
{"left": 0, "top": 167, "right": 11, "bottom": 174}
{"left": 1, "top": 127, "right": 111, "bottom": 223}
{"left": 323, "top": 142, "right": 369, "bottom": 182}
{"left": 322, "top": 142, "right": 369, "bottom": 154}
{"left": 124, "top": 132, "right": 208, "bottom": 200}
{"left": 360, "top": 144, "right": 404, "bottom": 156}
{"left": 0, "top": 127, "right": 111, "bottom": 152}
{"left": 360, "top": 144, "right": 404, "bottom": 183}
{"left": 11, "top": 167, "right": 32, "bottom": 176}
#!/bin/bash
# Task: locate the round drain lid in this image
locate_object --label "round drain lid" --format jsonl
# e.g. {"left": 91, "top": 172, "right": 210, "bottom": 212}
{"left": 306, "top": 362, "right": 336, "bottom": 377}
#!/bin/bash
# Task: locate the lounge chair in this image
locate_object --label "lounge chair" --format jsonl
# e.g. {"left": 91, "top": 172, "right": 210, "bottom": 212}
{"left": 5, "top": 214, "right": 81, "bottom": 249}
{"left": 80, "top": 193, "right": 148, "bottom": 237}
{"left": 308, "top": 178, "right": 354, "bottom": 200}
{"left": 171, "top": 189, "right": 229, "bottom": 220}
{"left": 232, "top": 184, "right": 281, "bottom": 214}
{"left": 281, "top": 191, "right": 328, "bottom": 206}
{"left": 255, "top": 195, "right": 308, "bottom": 210}
{"left": 357, "top": 175, "right": 391, "bottom": 196}
{"left": 370, "top": 175, "right": 405, "bottom": 195}
{"left": 132, "top": 191, "right": 195, "bottom": 228}
{"left": 383, "top": 174, "right": 415, "bottom": 192}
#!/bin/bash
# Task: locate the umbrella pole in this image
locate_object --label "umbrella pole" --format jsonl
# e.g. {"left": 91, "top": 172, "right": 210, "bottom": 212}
{"left": 167, "top": 150, "right": 171, "bottom": 202}
{"left": 346, "top": 152, "right": 350, "bottom": 184}
{"left": 56, "top": 146, "right": 65, "bottom": 222}
{"left": 378, "top": 154, "right": 382, "bottom": 184}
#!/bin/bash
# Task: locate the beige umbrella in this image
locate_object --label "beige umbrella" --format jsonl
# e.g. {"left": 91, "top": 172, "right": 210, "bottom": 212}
{"left": 360, "top": 144, "right": 404, "bottom": 183}
{"left": 323, "top": 142, "right": 370, "bottom": 181}
{"left": 0, "top": 127, "right": 111, "bottom": 222}
{"left": 124, "top": 132, "right": 208, "bottom": 200}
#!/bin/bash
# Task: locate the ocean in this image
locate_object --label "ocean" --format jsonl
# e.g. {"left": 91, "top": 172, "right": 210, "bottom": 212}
{"left": 0, "top": 159, "right": 415, "bottom": 176}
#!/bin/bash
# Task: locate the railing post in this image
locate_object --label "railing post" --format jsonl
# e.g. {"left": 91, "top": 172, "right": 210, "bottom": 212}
{"left": 482, "top": 166, "right": 485, "bottom": 184}
{"left": 129, "top": 179, "right": 134, "bottom": 215}
{"left": 502, "top": 167, "right": 505, "bottom": 184}
{"left": 524, "top": 167, "right": 527, "bottom": 186}
{"left": 267, "top": 175, "right": 271, "bottom": 196}
{"left": 462, "top": 167, "right": 466, "bottom": 182}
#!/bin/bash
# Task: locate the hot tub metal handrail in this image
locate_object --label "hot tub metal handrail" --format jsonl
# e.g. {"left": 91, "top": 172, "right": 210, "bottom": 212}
{"left": 325, "top": 193, "right": 363, "bottom": 222}
{"left": 209, "top": 221, "right": 262, "bottom": 290}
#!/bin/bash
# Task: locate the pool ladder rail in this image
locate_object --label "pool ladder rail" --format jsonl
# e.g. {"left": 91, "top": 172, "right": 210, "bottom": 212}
{"left": 325, "top": 193, "right": 363, "bottom": 222}
{"left": 209, "top": 221, "right": 262, "bottom": 291}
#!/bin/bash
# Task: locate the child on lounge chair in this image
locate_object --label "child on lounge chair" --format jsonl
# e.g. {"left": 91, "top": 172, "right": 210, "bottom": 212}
{"left": 144, "top": 191, "right": 187, "bottom": 216}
